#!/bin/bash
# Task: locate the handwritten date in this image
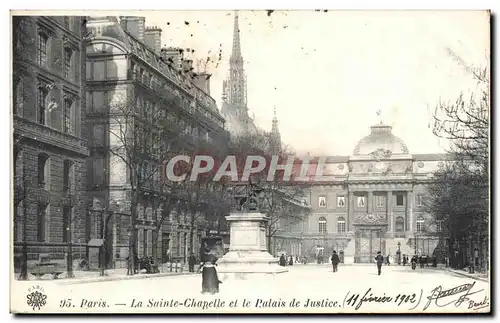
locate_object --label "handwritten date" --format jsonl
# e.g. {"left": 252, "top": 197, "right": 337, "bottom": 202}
{"left": 344, "top": 288, "right": 421, "bottom": 310}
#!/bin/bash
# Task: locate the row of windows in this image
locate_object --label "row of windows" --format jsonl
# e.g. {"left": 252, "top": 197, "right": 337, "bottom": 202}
{"left": 37, "top": 31, "right": 74, "bottom": 81}
{"left": 316, "top": 216, "right": 443, "bottom": 233}
{"left": 317, "top": 194, "right": 426, "bottom": 208}
{"left": 16, "top": 204, "right": 73, "bottom": 243}
{"left": 14, "top": 79, "right": 75, "bottom": 135}
{"left": 34, "top": 154, "right": 75, "bottom": 192}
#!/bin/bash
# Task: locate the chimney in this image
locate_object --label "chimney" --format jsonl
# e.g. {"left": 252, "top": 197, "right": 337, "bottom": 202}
{"left": 182, "top": 59, "right": 194, "bottom": 75}
{"left": 161, "top": 47, "right": 184, "bottom": 71}
{"left": 192, "top": 73, "right": 211, "bottom": 95}
{"left": 120, "top": 16, "right": 145, "bottom": 41}
{"left": 144, "top": 26, "right": 162, "bottom": 55}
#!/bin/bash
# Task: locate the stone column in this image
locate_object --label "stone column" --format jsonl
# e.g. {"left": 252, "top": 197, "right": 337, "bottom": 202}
{"left": 387, "top": 191, "right": 393, "bottom": 232}
{"left": 407, "top": 191, "right": 413, "bottom": 231}
{"left": 348, "top": 191, "right": 354, "bottom": 231}
{"left": 367, "top": 191, "right": 373, "bottom": 214}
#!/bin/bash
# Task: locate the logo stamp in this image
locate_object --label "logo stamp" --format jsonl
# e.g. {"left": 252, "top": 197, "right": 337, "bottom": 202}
{"left": 26, "top": 285, "right": 47, "bottom": 311}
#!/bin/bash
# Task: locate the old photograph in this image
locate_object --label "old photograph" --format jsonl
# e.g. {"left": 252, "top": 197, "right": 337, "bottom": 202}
{"left": 10, "top": 10, "right": 490, "bottom": 314}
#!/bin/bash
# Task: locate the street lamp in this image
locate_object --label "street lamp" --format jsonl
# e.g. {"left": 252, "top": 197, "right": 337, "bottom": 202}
{"left": 66, "top": 226, "right": 74, "bottom": 278}
{"left": 397, "top": 241, "right": 401, "bottom": 265}
{"left": 127, "top": 230, "right": 133, "bottom": 276}
{"left": 414, "top": 232, "right": 418, "bottom": 255}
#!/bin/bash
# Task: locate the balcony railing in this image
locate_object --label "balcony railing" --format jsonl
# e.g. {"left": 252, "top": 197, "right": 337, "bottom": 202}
{"left": 14, "top": 116, "right": 88, "bottom": 156}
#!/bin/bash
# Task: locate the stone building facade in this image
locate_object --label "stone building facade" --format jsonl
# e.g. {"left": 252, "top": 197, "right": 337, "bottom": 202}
{"left": 85, "top": 16, "right": 229, "bottom": 268}
{"left": 13, "top": 16, "right": 89, "bottom": 263}
{"left": 277, "top": 123, "right": 449, "bottom": 263}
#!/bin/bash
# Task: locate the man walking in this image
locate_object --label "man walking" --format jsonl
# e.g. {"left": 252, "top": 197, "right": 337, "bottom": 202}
{"left": 331, "top": 250, "right": 340, "bottom": 272}
{"left": 188, "top": 253, "right": 197, "bottom": 273}
{"left": 375, "top": 251, "right": 384, "bottom": 275}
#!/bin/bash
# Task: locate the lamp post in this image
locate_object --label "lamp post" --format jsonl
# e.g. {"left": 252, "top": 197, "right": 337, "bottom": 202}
{"left": 127, "top": 230, "right": 133, "bottom": 276}
{"left": 397, "top": 241, "right": 401, "bottom": 265}
{"left": 100, "top": 208, "right": 106, "bottom": 277}
{"left": 66, "top": 226, "right": 74, "bottom": 278}
{"left": 414, "top": 232, "right": 418, "bottom": 255}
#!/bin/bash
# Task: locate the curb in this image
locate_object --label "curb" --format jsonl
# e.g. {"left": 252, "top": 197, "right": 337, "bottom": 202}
{"left": 443, "top": 268, "right": 489, "bottom": 282}
{"left": 56, "top": 271, "right": 197, "bottom": 285}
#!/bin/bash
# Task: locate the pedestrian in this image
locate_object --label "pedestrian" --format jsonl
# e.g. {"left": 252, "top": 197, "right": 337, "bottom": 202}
{"left": 331, "top": 250, "right": 340, "bottom": 272}
{"left": 279, "top": 254, "right": 287, "bottom": 267}
{"left": 386, "top": 254, "right": 391, "bottom": 266}
{"left": 188, "top": 253, "right": 196, "bottom": 273}
{"left": 375, "top": 251, "right": 384, "bottom": 275}
{"left": 402, "top": 255, "right": 407, "bottom": 266}
{"left": 200, "top": 249, "right": 222, "bottom": 295}
{"left": 288, "top": 255, "right": 294, "bottom": 266}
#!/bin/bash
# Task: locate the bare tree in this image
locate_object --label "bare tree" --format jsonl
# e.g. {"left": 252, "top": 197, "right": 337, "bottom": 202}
{"left": 427, "top": 54, "right": 489, "bottom": 270}
{"left": 228, "top": 133, "right": 311, "bottom": 253}
{"left": 107, "top": 90, "right": 189, "bottom": 272}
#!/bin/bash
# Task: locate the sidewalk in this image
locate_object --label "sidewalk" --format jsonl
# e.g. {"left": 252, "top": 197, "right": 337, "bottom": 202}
{"left": 442, "top": 267, "right": 489, "bottom": 282}
{"left": 19, "top": 265, "right": 197, "bottom": 285}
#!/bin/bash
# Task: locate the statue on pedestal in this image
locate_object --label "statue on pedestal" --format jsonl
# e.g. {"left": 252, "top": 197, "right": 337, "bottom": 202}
{"left": 232, "top": 179, "right": 264, "bottom": 213}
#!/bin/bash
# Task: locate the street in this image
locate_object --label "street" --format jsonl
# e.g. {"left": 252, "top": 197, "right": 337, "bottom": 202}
{"left": 16, "top": 264, "right": 490, "bottom": 314}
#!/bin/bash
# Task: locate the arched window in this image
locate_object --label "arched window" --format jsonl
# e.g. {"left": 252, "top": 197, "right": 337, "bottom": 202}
{"left": 318, "top": 217, "right": 327, "bottom": 233}
{"left": 416, "top": 217, "right": 425, "bottom": 232}
{"left": 337, "top": 217, "right": 346, "bottom": 233}
{"left": 37, "top": 154, "right": 50, "bottom": 189}
{"left": 395, "top": 216, "right": 404, "bottom": 232}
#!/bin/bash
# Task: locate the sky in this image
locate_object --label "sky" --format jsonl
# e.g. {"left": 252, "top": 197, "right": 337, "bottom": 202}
{"left": 135, "top": 10, "right": 489, "bottom": 156}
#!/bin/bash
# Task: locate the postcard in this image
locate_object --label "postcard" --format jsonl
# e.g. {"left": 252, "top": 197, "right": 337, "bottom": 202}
{"left": 10, "top": 9, "right": 490, "bottom": 314}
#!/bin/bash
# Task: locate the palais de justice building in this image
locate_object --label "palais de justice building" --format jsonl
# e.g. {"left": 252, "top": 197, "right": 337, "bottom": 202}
{"left": 274, "top": 122, "right": 449, "bottom": 263}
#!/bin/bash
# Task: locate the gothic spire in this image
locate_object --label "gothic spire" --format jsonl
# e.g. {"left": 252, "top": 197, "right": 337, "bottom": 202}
{"left": 270, "top": 106, "right": 281, "bottom": 153}
{"left": 271, "top": 107, "right": 279, "bottom": 135}
{"left": 231, "top": 11, "right": 242, "bottom": 61}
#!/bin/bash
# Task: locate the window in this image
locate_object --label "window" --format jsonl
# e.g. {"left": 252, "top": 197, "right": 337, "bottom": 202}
{"left": 37, "top": 205, "right": 47, "bottom": 242}
{"left": 318, "top": 217, "right": 327, "bottom": 233}
{"left": 416, "top": 217, "right": 424, "bottom": 233}
{"left": 395, "top": 217, "right": 404, "bottom": 232}
{"left": 376, "top": 195, "right": 384, "bottom": 207}
{"left": 337, "top": 217, "right": 346, "bottom": 233}
{"left": 415, "top": 195, "right": 424, "bottom": 207}
{"left": 63, "top": 160, "right": 73, "bottom": 193}
{"left": 92, "top": 157, "right": 105, "bottom": 185}
{"left": 38, "top": 88, "right": 48, "bottom": 125}
{"left": 63, "top": 98, "right": 73, "bottom": 133}
{"left": 93, "top": 61, "right": 105, "bottom": 80}
{"left": 337, "top": 196, "right": 345, "bottom": 208}
{"left": 63, "top": 48, "right": 73, "bottom": 79}
{"left": 62, "top": 207, "right": 71, "bottom": 242}
{"left": 38, "top": 32, "right": 48, "bottom": 66}
{"left": 37, "top": 154, "right": 49, "bottom": 188}
{"left": 357, "top": 196, "right": 365, "bottom": 207}
{"left": 318, "top": 196, "right": 327, "bottom": 208}
{"left": 396, "top": 194, "right": 404, "bottom": 206}
{"left": 436, "top": 220, "right": 443, "bottom": 233}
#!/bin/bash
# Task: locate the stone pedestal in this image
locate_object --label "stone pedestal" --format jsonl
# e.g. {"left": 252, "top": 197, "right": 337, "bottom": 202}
{"left": 217, "top": 212, "right": 288, "bottom": 280}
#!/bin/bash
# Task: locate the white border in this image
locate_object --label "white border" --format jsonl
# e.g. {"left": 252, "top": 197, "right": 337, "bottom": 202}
{"left": 2, "top": 1, "right": 498, "bottom": 322}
